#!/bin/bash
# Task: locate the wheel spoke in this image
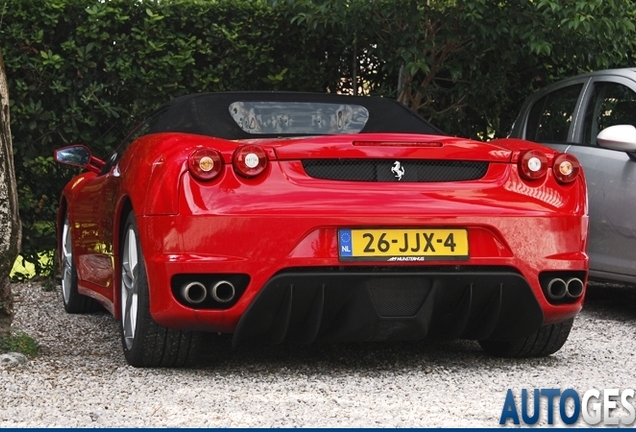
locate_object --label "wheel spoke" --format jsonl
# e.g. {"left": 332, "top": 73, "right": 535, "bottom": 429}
{"left": 122, "top": 261, "right": 134, "bottom": 288}
{"left": 123, "top": 288, "right": 138, "bottom": 347}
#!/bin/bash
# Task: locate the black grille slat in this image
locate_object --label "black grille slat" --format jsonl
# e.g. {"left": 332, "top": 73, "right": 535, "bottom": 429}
{"left": 302, "top": 159, "right": 489, "bottom": 182}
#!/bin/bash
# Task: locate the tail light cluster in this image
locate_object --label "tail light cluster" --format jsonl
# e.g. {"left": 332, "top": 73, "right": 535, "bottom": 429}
{"left": 517, "top": 150, "right": 580, "bottom": 184}
{"left": 188, "top": 145, "right": 269, "bottom": 181}
{"left": 552, "top": 153, "right": 580, "bottom": 183}
{"left": 232, "top": 145, "right": 268, "bottom": 178}
{"left": 188, "top": 149, "right": 223, "bottom": 181}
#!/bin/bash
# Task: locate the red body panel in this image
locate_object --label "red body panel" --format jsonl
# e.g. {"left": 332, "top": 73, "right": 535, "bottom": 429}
{"left": 59, "top": 132, "right": 588, "bottom": 337}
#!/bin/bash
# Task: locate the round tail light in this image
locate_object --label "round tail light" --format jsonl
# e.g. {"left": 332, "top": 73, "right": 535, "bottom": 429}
{"left": 233, "top": 145, "right": 268, "bottom": 178}
{"left": 188, "top": 148, "right": 223, "bottom": 181}
{"left": 518, "top": 150, "right": 548, "bottom": 181}
{"left": 553, "top": 153, "right": 580, "bottom": 184}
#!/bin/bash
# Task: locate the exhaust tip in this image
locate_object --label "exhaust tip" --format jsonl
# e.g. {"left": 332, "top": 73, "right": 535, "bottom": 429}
{"left": 171, "top": 274, "right": 250, "bottom": 309}
{"left": 546, "top": 278, "right": 567, "bottom": 300}
{"left": 211, "top": 280, "right": 236, "bottom": 303}
{"left": 566, "top": 278, "right": 584, "bottom": 298}
{"left": 180, "top": 281, "right": 208, "bottom": 304}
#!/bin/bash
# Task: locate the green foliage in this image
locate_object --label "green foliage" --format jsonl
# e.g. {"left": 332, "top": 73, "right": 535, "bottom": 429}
{"left": 2, "top": 0, "right": 636, "bottom": 278}
{"left": 1, "top": 0, "right": 346, "bottom": 279}
{"left": 282, "top": 0, "right": 636, "bottom": 137}
{"left": 0, "top": 331, "right": 40, "bottom": 357}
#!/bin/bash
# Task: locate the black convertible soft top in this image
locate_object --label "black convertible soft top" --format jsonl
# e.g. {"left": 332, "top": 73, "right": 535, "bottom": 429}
{"left": 146, "top": 92, "right": 444, "bottom": 140}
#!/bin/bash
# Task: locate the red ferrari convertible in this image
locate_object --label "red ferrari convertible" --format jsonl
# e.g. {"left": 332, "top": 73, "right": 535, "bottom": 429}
{"left": 54, "top": 92, "right": 588, "bottom": 367}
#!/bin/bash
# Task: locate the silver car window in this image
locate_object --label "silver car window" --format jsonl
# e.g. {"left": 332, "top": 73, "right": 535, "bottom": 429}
{"left": 525, "top": 84, "right": 583, "bottom": 143}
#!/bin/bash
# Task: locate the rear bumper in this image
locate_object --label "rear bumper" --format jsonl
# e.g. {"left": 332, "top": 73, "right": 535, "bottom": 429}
{"left": 137, "top": 163, "right": 587, "bottom": 341}
{"left": 137, "top": 213, "right": 587, "bottom": 341}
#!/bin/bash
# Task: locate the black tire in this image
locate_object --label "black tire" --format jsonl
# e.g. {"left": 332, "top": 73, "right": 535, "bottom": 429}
{"left": 60, "top": 214, "right": 101, "bottom": 313}
{"left": 478, "top": 318, "right": 574, "bottom": 358}
{"left": 119, "top": 212, "right": 200, "bottom": 368}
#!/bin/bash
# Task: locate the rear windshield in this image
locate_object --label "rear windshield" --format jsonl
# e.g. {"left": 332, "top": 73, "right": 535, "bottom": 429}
{"left": 229, "top": 102, "right": 369, "bottom": 135}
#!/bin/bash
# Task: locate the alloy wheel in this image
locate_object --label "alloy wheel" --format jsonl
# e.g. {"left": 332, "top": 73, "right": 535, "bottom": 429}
{"left": 61, "top": 217, "right": 74, "bottom": 305}
{"left": 121, "top": 226, "right": 139, "bottom": 351}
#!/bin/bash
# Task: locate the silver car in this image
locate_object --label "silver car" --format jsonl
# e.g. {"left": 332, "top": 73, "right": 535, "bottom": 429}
{"left": 510, "top": 68, "right": 636, "bottom": 286}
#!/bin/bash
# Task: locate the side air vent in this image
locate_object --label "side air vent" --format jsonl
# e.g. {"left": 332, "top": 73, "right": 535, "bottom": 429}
{"left": 302, "top": 159, "right": 488, "bottom": 182}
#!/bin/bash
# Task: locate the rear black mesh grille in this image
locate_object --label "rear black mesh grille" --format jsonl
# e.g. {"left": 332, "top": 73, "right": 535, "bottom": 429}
{"left": 302, "top": 159, "right": 489, "bottom": 182}
{"left": 367, "top": 277, "right": 432, "bottom": 317}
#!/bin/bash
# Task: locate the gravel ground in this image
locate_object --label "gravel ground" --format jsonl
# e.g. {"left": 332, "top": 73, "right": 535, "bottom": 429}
{"left": 1, "top": 281, "right": 635, "bottom": 427}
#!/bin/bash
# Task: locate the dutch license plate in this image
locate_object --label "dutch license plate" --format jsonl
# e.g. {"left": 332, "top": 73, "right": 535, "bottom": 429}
{"left": 338, "top": 228, "right": 469, "bottom": 261}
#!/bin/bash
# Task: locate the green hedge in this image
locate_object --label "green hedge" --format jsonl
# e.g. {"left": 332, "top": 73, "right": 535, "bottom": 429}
{"left": 2, "top": 0, "right": 348, "bottom": 278}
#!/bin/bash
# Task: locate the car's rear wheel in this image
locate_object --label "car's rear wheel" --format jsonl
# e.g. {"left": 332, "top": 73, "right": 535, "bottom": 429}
{"left": 478, "top": 318, "right": 574, "bottom": 358}
{"left": 60, "top": 215, "right": 100, "bottom": 313}
{"left": 120, "top": 212, "right": 200, "bottom": 367}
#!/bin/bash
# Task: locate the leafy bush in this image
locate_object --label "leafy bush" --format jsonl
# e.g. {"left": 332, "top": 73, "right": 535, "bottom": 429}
{"left": 2, "top": 0, "right": 348, "bottom": 279}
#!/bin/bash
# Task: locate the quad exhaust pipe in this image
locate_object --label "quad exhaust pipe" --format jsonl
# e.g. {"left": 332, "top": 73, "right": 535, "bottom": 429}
{"left": 211, "top": 281, "right": 236, "bottom": 303}
{"left": 565, "top": 277, "right": 584, "bottom": 298}
{"left": 546, "top": 277, "right": 584, "bottom": 300}
{"left": 180, "top": 282, "right": 208, "bottom": 304}
{"left": 179, "top": 280, "right": 236, "bottom": 305}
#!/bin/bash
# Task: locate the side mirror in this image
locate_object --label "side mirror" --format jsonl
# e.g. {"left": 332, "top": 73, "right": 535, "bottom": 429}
{"left": 596, "top": 125, "right": 636, "bottom": 152}
{"left": 53, "top": 145, "right": 105, "bottom": 174}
